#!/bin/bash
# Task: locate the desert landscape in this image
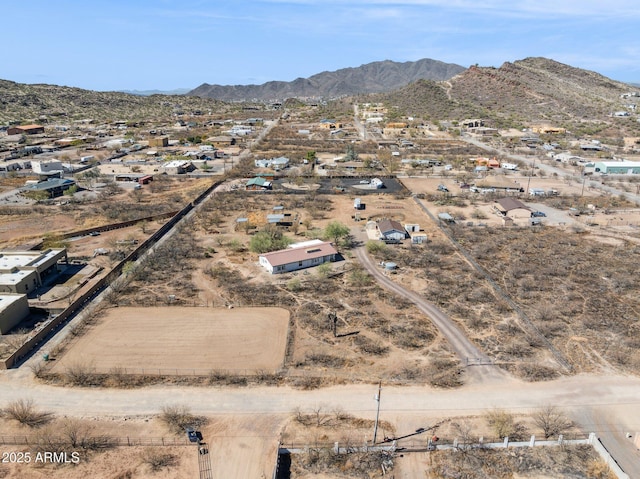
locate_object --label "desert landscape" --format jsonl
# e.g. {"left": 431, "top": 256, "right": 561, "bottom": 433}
{"left": 2, "top": 37, "right": 640, "bottom": 478}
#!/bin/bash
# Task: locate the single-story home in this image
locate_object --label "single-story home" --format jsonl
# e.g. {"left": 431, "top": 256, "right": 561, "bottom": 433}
{"left": 7, "top": 124, "right": 45, "bottom": 135}
{"left": 161, "top": 160, "right": 196, "bottom": 174}
{"left": 376, "top": 219, "right": 407, "bottom": 241}
{"left": 20, "top": 178, "right": 76, "bottom": 198}
{"left": 496, "top": 197, "right": 531, "bottom": 218}
{"left": 259, "top": 241, "right": 338, "bottom": 274}
{"left": 246, "top": 177, "right": 272, "bottom": 190}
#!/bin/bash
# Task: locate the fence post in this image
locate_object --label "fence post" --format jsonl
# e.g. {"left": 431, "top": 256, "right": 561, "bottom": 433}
{"left": 503, "top": 437, "right": 509, "bottom": 448}
{"left": 529, "top": 435, "right": 535, "bottom": 447}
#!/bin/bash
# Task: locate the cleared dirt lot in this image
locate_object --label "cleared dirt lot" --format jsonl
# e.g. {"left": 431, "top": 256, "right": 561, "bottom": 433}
{"left": 50, "top": 307, "right": 290, "bottom": 373}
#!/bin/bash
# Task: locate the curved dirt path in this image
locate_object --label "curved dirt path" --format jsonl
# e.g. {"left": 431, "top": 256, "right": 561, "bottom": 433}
{"left": 353, "top": 246, "right": 504, "bottom": 384}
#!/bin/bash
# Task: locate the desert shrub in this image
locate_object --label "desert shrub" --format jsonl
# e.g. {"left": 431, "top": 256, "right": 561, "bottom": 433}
{"left": 291, "top": 375, "right": 323, "bottom": 390}
{"left": 64, "top": 362, "right": 99, "bottom": 386}
{"left": 365, "top": 240, "right": 387, "bottom": 255}
{"left": 427, "top": 358, "right": 462, "bottom": 388}
{"left": 485, "top": 409, "right": 528, "bottom": 440}
{"left": 2, "top": 399, "right": 54, "bottom": 428}
{"left": 302, "top": 353, "right": 347, "bottom": 368}
{"left": 140, "top": 448, "right": 178, "bottom": 472}
{"left": 34, "top": 419, "right": 114, "bottom": 453}
{"left": 353, "top": 335, "right": 388, "bottom": 356}
{"left": 348, "top": 268, "right": 372, "bottom": 287}
{"left": 160, "top": 405, "right": 207, "bottom": 435}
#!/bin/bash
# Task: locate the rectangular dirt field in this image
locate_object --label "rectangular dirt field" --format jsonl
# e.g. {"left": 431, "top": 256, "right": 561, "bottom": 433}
{"left": 52, "top": 307, "right": 290, "bottom": 374}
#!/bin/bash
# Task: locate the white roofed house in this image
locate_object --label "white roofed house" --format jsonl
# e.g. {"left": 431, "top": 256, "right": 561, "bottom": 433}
{"left": 259, "top": 241, "right": 338, "bottom": 274}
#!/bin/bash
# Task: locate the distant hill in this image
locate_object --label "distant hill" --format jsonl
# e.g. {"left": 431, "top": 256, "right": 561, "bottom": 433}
{"left": 120, "top": 88, "right": 191, "bottom": 96}
{"left": 372, "top": 57, "right": 638, "bottom": 130}
{"left": 0, "top": 80, "right": 227, "bottom": 122}
{"left": 188, "top": 58, "right": 466, "bottom": 101}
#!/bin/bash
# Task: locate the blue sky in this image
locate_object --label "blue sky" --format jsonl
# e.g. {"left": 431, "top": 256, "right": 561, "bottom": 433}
{"left": 2, "top": 0, "right": 640, "bottom": 91}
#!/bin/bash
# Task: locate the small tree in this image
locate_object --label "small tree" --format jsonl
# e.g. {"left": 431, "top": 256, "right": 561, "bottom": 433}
{"left": 249, "top": 228, "right": 292, "bottom": 254}
{"left": 485, "top": 409, "right": 520, "bottom": 439}
{"left": 324, "top": 221, "right": 350, "bottom": 248}
{"left": 344, "top": 144, "right": 358, "bottom": 162}
{"left": 533, "top": 405, "right": 573, "bottom": 439}
{"left": 316, "top": 262, "right": 332, "bottom": 277}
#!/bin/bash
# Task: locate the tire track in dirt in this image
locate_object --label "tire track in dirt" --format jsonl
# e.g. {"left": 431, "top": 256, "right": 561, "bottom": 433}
{"left": 354, "top": 246, "right": 505, "bottom": 384}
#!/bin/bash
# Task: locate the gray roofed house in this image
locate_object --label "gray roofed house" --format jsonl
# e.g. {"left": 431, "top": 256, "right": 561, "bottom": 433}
{"left": 20, "top": 178, "right": 76, "bottom": 198}
{"left": 376, "top": 219, "right": 407, "bottom": 241}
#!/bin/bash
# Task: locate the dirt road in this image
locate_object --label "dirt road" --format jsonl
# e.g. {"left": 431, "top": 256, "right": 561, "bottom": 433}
{"left": 1, "top": 371, "right": 640, "bottom": 475}
{"left": 353, "top": 245, "right": 504, "bottom": 384}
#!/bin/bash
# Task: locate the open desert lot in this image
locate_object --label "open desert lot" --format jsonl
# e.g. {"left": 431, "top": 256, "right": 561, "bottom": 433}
{"left": 50, "top": 307, "right": 290, "bottom": 373}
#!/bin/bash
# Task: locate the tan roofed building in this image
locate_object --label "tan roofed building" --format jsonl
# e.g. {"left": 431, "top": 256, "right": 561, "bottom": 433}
{"left": 259, "top": 241, "right": 337, "bottom": 274}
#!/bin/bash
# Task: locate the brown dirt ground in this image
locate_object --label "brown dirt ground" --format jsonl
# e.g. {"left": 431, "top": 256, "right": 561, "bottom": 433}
{"left": 49, "top": 307, "right": 290, "bottom": 374}
{"left": 0, "top": 413, "right": 284, "bottom": 479}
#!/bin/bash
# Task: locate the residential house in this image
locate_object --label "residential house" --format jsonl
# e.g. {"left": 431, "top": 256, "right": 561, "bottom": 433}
{"left": 319, "top": 119, "right": 342, "bottom": 129}
{"left": 20, "top": 178, "right": 76, "bottom": 198}
{"left": 496, "top": 198, "right": 531, "bottom": 218}
{"left": 31, "top": 159, "right": 63, "bottom": 174}
{"left": 161, "top": 160, "right": 196, "bottom": 174}
{"left": 7, "top": 124, "right": 45, "bottom": 135}
{"left": 254, "top": 157, "right": 289, "bottom": 170}
{"left": 376, "top": 219, "right": 407, "bottom": 241}
{"left": 148, "top": 136, "right": 169, "bottom": 148}
{"left": 245, "top": 177, "right": 272, "bottom": 191}
{"left": 259, "top": 241, "right": 337, "bottom": 274}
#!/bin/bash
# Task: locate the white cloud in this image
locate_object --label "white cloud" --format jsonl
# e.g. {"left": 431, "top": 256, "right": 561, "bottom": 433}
{"left": 257, "top": 0, "right": 640, "bottom": 18}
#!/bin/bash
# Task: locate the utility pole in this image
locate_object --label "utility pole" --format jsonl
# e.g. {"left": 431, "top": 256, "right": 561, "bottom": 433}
{"left": 373, "top": 381, "right": 382, "bottom": 445}
{"left": 526, "top": 157, "right": 536, "bottom": 194}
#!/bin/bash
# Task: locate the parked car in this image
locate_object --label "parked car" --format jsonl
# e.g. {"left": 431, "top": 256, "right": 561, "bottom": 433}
{"left": 437, "top": 184, "right": 449, "bottom": 192}
{"left": 531, "top": 211, "right": 546, "bottom": 217}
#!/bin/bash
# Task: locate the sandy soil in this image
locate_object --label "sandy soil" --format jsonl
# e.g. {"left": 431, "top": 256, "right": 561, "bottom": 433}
{"left": 0, "top": 413, "right": 284, "bottom": 479}
{"left": 50, "top": 307, "right": 290, "bottom": 374}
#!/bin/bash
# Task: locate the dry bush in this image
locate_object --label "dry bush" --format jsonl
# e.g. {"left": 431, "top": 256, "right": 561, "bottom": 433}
{"left": 515, "top": 363, "right": 560, "bottom": 382}
{"left": 293, "top": 448, "right": 393, "bottom": 477}
{"left": 160, "top": 405, "right": 207, "bottom": 435}
{"left": 353, "top": 335, "right": 388, "bottom": 356}
{"left": 485, "top": 409, "right": 528, "bottom": 440}
{"left": 533, "top": 405, "right": 573, "bottom": 439}
{"left": 586, "top": 459, "right": 617, "bottom": 479}
{"left": 140, "top": 448, "right": 178, "bottom": 472}
{"left": 426, "top": 358, "right": 463, "bottom": 388}
{"left": 291, "top": 375, "right": 323, "bottom": 390}
{"left": 2, "top": 399, "right": 54, "bottom": 428}
{"left": 64, "top": 362, "right": 98, "bottom": 386}
{"left": 301, "top": 353, "right": 347, "bottom": 368}
{"left": 34, "top": 419, "right": 114, "bottom": 453}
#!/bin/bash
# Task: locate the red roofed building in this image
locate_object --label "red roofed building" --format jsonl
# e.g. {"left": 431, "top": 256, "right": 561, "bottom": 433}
{"left": 259, "top": 241, "right": 337, "bottom": 274}
{"left": 7, "top": 124, "right": 45, "bottom": 135}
